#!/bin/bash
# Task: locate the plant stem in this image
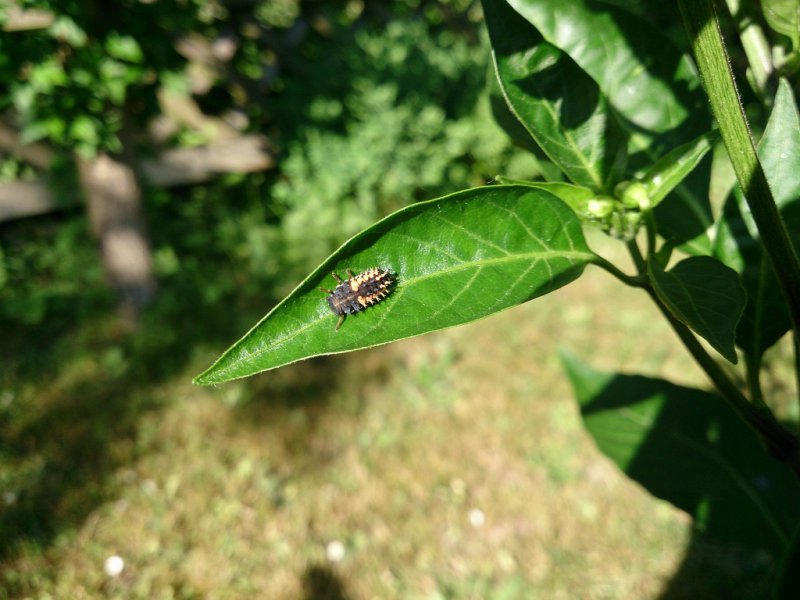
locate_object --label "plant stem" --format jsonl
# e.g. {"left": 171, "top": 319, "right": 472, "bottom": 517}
{"left": 646, "top": 285, "right": 800, "bottom": 476}
{"left": 625, "top": 240, "right": 800, "bottom": 476}
{"left": 626, "top": 238, "right": 647, "bottom": 273}
{"left": 678, "top": 0, "right": 800, "bottom": 342}
{"left": 643, "top": 212, "right": 657, "bottom": 258}
{"left": 744, "top": 352, "right": 764, "bottom": 406}
{"left": 590, "top": 255, "right": 646, "bottom": 288}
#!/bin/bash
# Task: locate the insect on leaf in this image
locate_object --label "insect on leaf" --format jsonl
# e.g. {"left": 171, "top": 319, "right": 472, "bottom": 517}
{"left": 195, "top": 185, "right": 596, "bottom": 384}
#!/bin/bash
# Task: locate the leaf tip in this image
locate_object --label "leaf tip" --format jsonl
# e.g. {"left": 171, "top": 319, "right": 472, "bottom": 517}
{"left": 192, "top": 372, "right": 214, "bottom": 386}
{"left": 192, "top": 362, "right": 226, "bottom": 386}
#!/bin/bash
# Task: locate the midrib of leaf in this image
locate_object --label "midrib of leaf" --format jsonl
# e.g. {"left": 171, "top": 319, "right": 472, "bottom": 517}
{"left": 197, "top": 185, "right": 596, "bottom": 383}
{"left": 609, "top": 405, "right": 789, "bottom": 546}
{"left": 539, "top": 100, "right": 605, "bottom": 189}
{"left": 670, "top": 276, "right": 729, "bottom": 331}
{"left": 494, "top": 58, "right": 605, "bottom": 190}
{"left": 240, "top": 247, "right": 595, "bottom": 361}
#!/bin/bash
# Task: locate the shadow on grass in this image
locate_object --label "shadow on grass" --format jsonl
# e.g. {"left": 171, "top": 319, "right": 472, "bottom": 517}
{"left": 0, "top": 272, "right": 348, "bottom": 580}
{"left": 571, "top": 357, "right": 799, "bottom": 599}
{"left": 301, "top": 563, "right": 351, "bottom": 600}
{"left": 659, "top": 536, "right": 775, "bottom": 600}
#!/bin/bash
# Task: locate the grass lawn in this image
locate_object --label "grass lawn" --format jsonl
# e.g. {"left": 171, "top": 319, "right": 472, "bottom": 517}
{"left": 0, "top": 236, "right": 780, "bottom": 599}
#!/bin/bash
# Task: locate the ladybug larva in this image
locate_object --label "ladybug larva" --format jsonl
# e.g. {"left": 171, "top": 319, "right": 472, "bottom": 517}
{"left": 320, "top": 267, "right": 395, "bottom": 331}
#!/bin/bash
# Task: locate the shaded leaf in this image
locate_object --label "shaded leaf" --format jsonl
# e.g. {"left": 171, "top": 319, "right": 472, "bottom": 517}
{"left": 483, "top": 0, "right": 627, "bottom": 191}
{"left": 505, "top": 0, "right": 707, "bottom": 142}
{"left": 561, "top": 351, "right": 800, "bottom": 557}
{"left": 196, "top": 186, "right": 595, "bottom": 384}
{"left": 648, "top": 256, "right": 745, "bottom": 363}
{"left": 774, "top": 522, "right": 800, "bottom": 599}
{"left": 652, "top": 159, "right": 714, "bottom": 256}
{"left": 487, "top": 62, "right": 540, "bottom": 155}
{"left": 716, "top": 197, "right": 792, "bottom": 358}
{"left": 714, "top": 79, "right": 800, "bottom": 359}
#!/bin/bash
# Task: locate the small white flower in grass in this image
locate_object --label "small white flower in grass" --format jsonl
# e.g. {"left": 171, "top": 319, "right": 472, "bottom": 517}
{"left": 104, "top": 555, "right": 125, "bottom": 577}
{"left": 141, "top": 479, "right": 157, "bottom": 495}
{"left": 326, "top": 540, "right": 346, "bottom": 563}
{"left": 468, "top": 508, "right": 485, "bottom": 528}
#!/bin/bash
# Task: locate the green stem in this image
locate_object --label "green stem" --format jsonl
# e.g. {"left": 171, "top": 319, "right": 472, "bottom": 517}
{"left": 646, "top": 285, "right": 800, "bottom": 476}
{"left": 590, "top": 255, "right": 646, "bottom": 287}
{"left": 744, "top": 352, "right": 764, "bottom": 406}
{"left": 678, "top": 0, "right": 800, "bottom": 342}
{"left": 644, "top": 211, "right": 657, "bottom": 258}
{"left": 626, "top": 236, "right": 800, "bottom": 476}
{"left": 626, "top": 238, "right": 647, "bottom": 274}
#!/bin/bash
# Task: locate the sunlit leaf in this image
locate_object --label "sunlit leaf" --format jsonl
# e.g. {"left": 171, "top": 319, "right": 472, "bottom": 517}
{"left": 195, "top": 186, "right": 595, "bottom": 384}
{"left": 504, "top": 0, "right": 707, "bottom": 141}
{"left": 762, "top": 0, "right": 800, "bottom": 48}
{"left": 759, "top": 79, "right": 800, "bottom": 213}
{"left": 642, "top": 131, "right": 718, "bottom": 207}
{"left": 483, "top": 0, "right": 627, "bottom": 191}
{"left": 490, "top": 0, "right": 712, "bottom": 253}
{"left": 492, "top": 178, "right": 598, "bottom": 218}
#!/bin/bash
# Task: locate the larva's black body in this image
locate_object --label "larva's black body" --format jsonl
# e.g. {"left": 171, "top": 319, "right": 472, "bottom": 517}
{"left": 321, "top": 268, "right": 395, "bottom": 331}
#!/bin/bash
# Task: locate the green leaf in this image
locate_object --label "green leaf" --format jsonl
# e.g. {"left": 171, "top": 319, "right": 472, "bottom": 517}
{"left": 105, "top": 33, "right": 144, "bottom": 64}
{"left": 195, "top": 186, "right": 595, "bottom": 384}
{"left": 48, "top": 15, "right": 88, "bottom": 47}
{"left": 652, "top": 158, "right": 714, "bottom": 256}
{"left": 717, "top": 196, "right": 793, "bottom": 359}
{"left": 641, "top": 131, "right": 718, "bottom": 207}
{"left": 486, "top": 63, "right": 539, "bottom": 156}
{"left": 561, "top": 351, "right": 800, "bottom": 557}
{"left": 648, "top": 256, "right": 745, "bottom": 363}
{"left": 714, "top": 79, "right": 800, "bottom": 359}
{"left": 483, "top": 0, "right": 627, "bottom": 191}
{"left": 762, "top": 0, "right": 800, "bottom": 48}
{"left": 759, "top": 79, "right": 800, "bottom": 213}
{"left": 69, "top": 115, "right": 100, "bottom": 147}
{"left": 505, "top": 0, "right": 707, "bottom": 141}
{"left": 492, "top": 0, "right": 713, "bottom": 252}
{"left": 492, "top": 178, "right": 598, "bottom": 218}
{"left": 643, "top": 132, "right": 717, "bottom": 255}
{"left": 28, "top": 57, "right": 68, "bottom": 93}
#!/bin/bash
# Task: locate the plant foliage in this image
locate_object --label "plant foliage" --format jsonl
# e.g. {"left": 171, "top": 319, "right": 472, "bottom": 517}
{"left": 198, "top": 0, "right": 800, "bottom": 594}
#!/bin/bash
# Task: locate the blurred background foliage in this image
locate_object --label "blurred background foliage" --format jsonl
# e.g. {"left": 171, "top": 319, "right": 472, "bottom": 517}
{"left": 0, "top": 0, "right": 534, "bottom": 335}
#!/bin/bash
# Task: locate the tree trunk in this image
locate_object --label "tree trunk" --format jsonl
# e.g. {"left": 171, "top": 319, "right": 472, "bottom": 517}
{"left": 79, "top": 153, "right": 155, "bottom": 327}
